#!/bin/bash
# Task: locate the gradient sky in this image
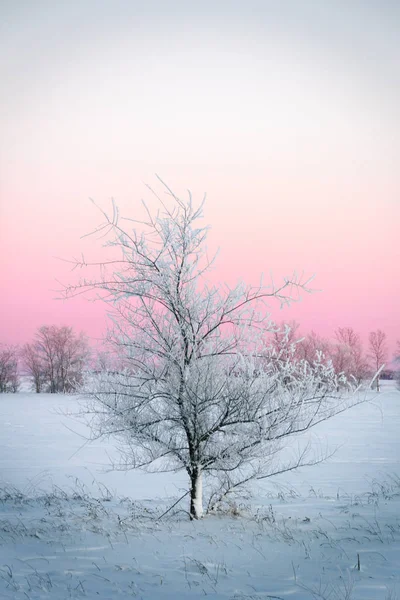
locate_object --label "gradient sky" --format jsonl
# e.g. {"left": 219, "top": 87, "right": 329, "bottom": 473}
{"left": 0, "top": 0, "right": 399, "bottom": 356}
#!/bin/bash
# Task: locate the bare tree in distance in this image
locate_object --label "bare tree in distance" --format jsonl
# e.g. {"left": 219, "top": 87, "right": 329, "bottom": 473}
{"left": 23, "top": 326, "right": 90, "bottom": 393}
{"left": 53, "top": 326, "right": 90, "bottom": 393}
{"left": 395, "top": 340, "right": 400, "bottom": 363}
{"left": 368, "top": 329, "right": 388, "bottom": 392}
{"left": 296, "top": 331, "right": 331, "bottom": 364}
{"left": 274, "top": 326, "right": 367, "bottom": 388}
{"left": 395, "top": 340, "right": 400, "bottom": 390}
{"left": 21, "top": 343, "right": 47, "bottom": 393}
{"left": 63, "top": 179, "right": 363, "bottom": 519}
{"left": 0, "top": 345, "right": 19, "bottom": 393}
{"left": 334, "top": 327, "right": 368, "bottom": 386}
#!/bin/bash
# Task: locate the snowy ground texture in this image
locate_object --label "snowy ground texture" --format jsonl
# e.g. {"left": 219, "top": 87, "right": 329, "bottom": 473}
{"left": 0, "top": 382, "right": 399, "bottom": 599}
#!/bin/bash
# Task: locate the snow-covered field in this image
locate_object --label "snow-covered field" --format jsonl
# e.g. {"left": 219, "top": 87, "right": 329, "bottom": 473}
{"left": 0, "top": 383, "right": 399, "bottom": 599}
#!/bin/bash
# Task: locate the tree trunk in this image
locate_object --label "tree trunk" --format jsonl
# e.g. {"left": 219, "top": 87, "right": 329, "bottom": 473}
{"left": 189, "top": 467, "right": 203, "bottom": 520}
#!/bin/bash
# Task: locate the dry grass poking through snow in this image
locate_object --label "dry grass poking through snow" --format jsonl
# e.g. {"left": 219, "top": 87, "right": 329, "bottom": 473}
{"left": 0, "top": 475, "right": 399, "bottom": 599}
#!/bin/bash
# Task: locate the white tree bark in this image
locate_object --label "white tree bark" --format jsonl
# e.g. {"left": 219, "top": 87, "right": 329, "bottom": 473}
{"left": 190, "top": 467, "right": 203, "bottom": 519}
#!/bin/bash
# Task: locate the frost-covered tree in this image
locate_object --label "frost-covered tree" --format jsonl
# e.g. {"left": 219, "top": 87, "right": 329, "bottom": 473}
{"left": 23, "top": 326, "right": 89, "bottom": 393}
{"left": 0, "top": 345, "right": 19, "bottom": 393}
{"left": 64, "top": 180, "right": 362, "bottom": 519}
{"left": 368, "top": 330, "right": 387, "bottom": 392}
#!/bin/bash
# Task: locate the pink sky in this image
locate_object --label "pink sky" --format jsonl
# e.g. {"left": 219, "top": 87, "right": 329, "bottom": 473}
{"left": 0, "top": 1, "right": 399, "bottom": 357}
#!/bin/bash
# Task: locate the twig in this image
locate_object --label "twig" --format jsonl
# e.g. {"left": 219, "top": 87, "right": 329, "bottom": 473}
{"left": 157, "top": 491, "right": 189, "bottom": 520}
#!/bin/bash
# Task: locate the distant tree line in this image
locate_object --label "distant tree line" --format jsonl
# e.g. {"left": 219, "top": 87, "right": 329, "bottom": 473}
{"left": 0, "top": 324, "right": 398, "bottom": 394}
{"left": 0, "top": 325, "right": 90, "bottom": 393}
{"left": 270, "top": 324, "right": 396, "bottom": 392}
{"left": 0, "top": 346, "right": 19, "bottom": 393}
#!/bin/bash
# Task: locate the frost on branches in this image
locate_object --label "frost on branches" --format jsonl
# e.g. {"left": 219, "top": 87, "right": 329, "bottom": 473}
{"left": 64, "top": 180, "right": 362, "bottom": 520}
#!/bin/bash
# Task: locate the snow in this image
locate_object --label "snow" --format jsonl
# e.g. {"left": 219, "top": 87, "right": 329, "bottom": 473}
{"left": 0, "top": 382, "right": 399, "bottom": 599}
